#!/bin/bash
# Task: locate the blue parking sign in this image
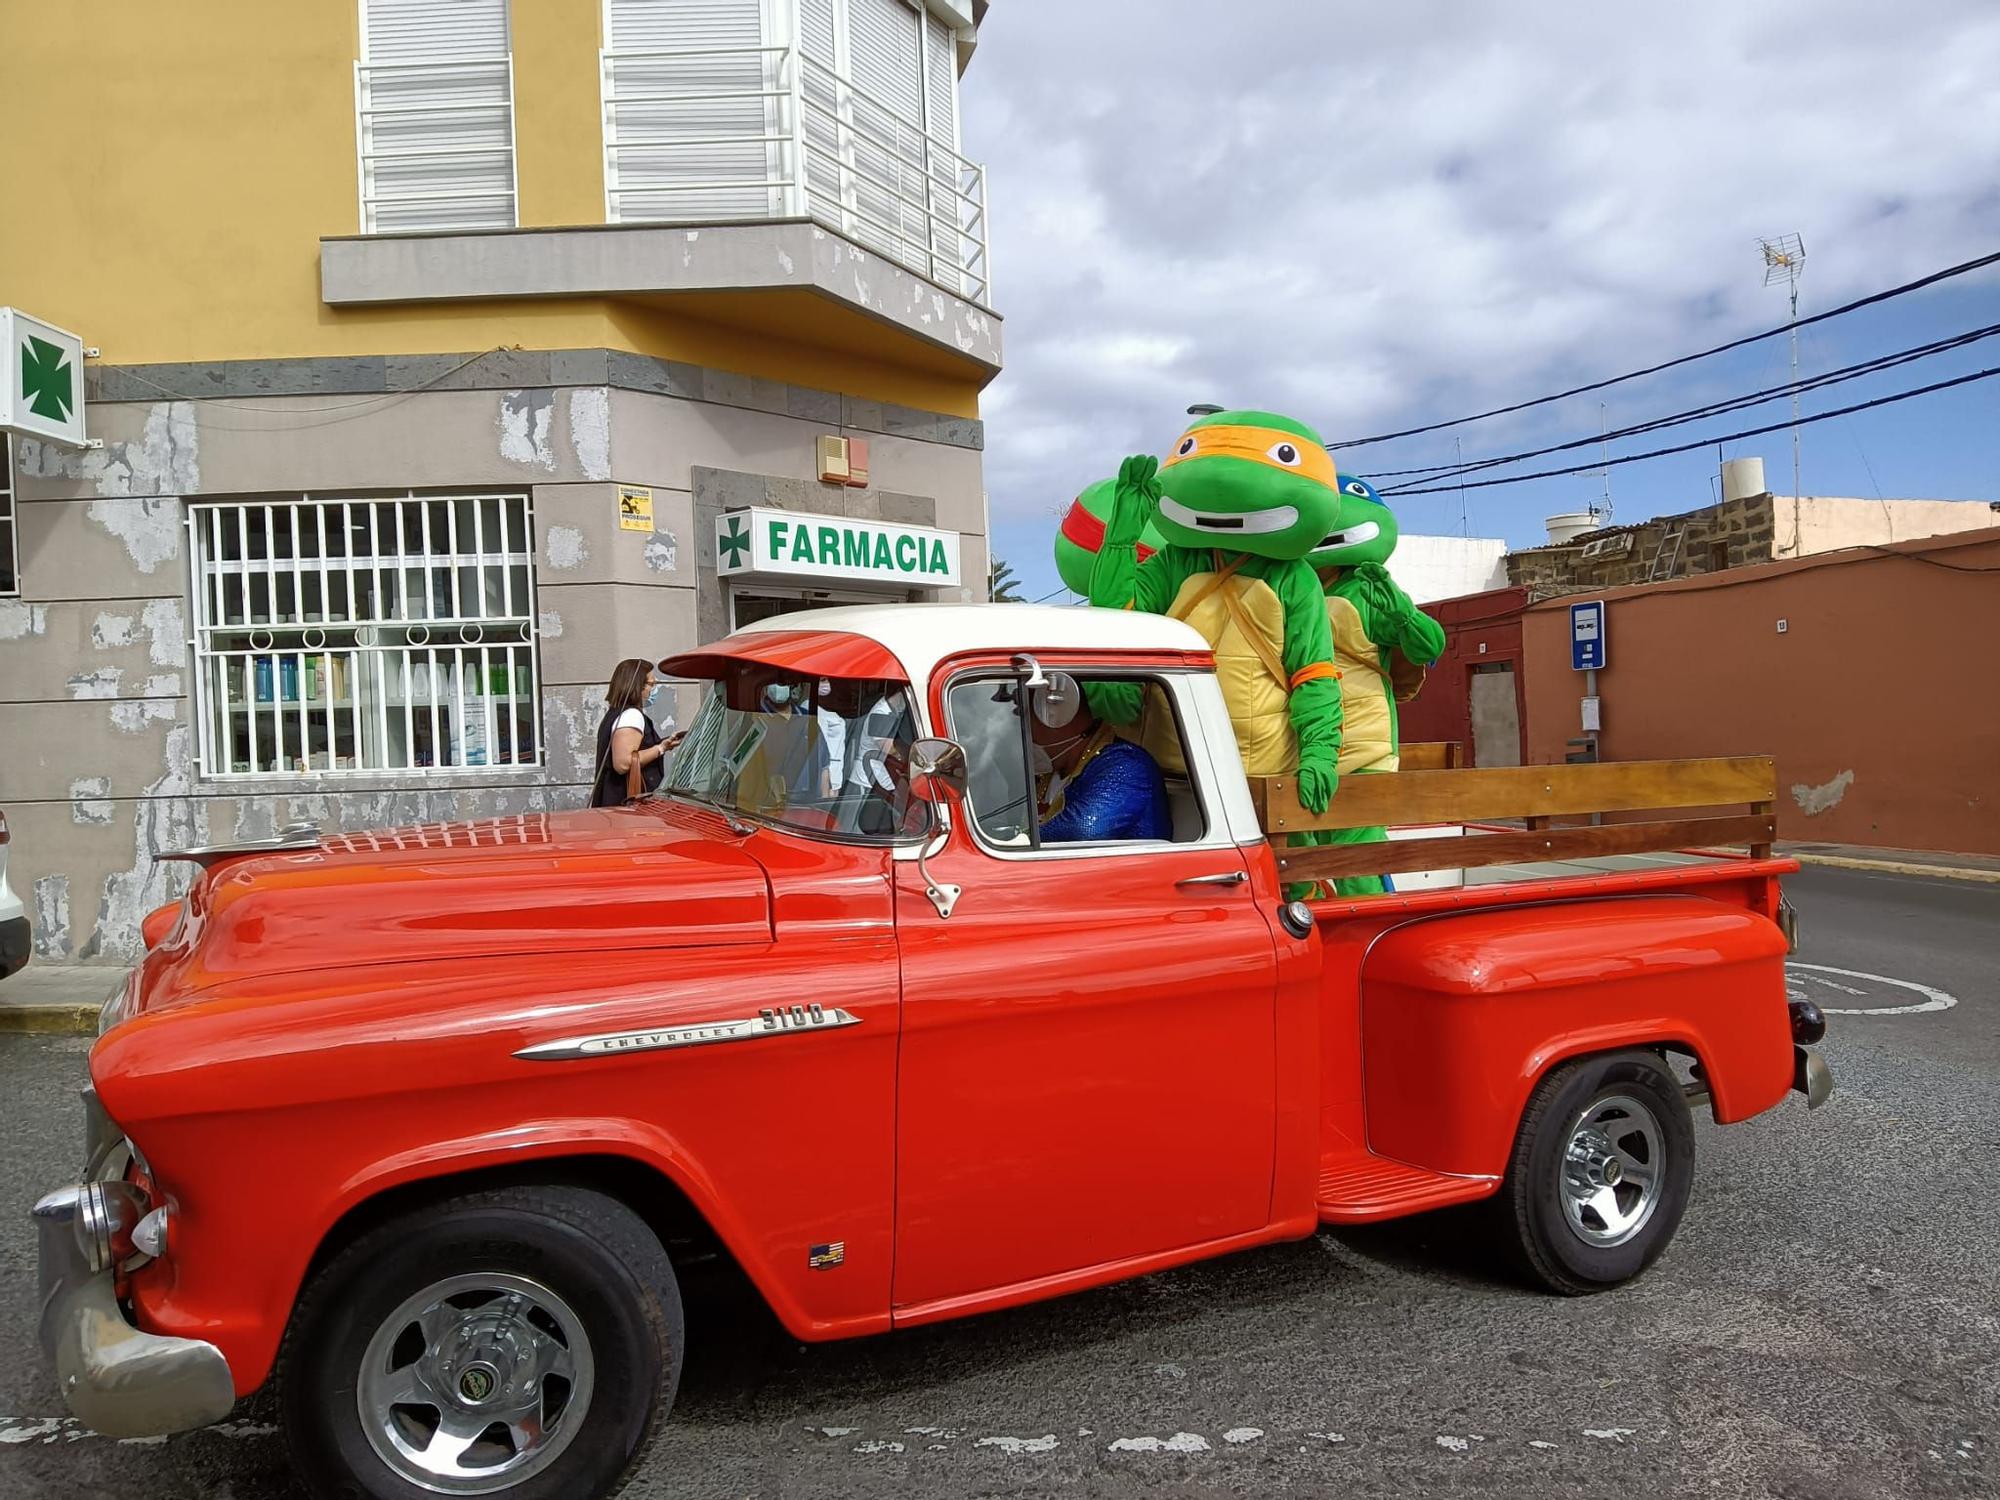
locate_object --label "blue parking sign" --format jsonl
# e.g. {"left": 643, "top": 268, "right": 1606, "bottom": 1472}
{"left": 1570, "top": 600, "right": 1606, "bottom": 671}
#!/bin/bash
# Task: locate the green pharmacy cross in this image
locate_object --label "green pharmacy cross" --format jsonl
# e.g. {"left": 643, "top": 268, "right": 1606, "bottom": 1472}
{"left": 718, "top": 515, "right": 752, "bottom": 568}
{"left": 21, "top": 336, "right": 73, "bottom": 423}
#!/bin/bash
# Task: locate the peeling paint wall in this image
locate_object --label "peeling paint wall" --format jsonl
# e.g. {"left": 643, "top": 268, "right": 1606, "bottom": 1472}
{"left": 3, "top": 370, "right": 990, "bottom": 960}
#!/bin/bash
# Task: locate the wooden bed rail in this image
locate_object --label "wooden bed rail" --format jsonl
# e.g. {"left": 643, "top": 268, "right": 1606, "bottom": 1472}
{"left": 1253, "top": 756, "right": 1778, "bottom": 885}
{"left": 1396, "top": 741, "right": 1463, "bottom": 771}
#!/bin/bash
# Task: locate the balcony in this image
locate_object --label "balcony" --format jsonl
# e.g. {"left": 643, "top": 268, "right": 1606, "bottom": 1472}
{"left": 600, "top": 43, "right": 989, "bottom": 306}
{"left": 322, "top": 40, "right": 996, "bottom": 377}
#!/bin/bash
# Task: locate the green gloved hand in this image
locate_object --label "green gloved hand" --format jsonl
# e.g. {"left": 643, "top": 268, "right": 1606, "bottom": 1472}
{"left": 1107, "top": 453, "right": 1162, "bottom": 546}
{"left": 1297, "top": 760, "right": 1337, "bottom": 815}
{"left": 1348, "top": 562, "right": 1413, "bottom": 621}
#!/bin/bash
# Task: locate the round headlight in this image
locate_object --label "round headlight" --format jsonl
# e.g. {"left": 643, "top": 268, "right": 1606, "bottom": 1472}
{"left": 74, "top": 1181, "right": 149, "bottom": 1272}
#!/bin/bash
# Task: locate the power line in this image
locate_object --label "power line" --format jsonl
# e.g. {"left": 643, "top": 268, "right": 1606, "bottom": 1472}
{"left": 1362, "top": 321, "right": 2000, "bottom": 484}
{"left": 1331, "top": 247, "right": 2000, "bottom": 451}
{"left": 1380, "top": 363, "right": 2000, "bottom": 496}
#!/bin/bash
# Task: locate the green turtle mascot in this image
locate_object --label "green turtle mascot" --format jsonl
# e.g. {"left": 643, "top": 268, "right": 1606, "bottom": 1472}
{"left": 1306, "top": 473, "right": 1446, "bottom": 894}
{"left": 1086, "top": 410, "right": 1345, "bottom": 844}
{"left": 1053, "top": 477, "right": 1165, "bottom": 597}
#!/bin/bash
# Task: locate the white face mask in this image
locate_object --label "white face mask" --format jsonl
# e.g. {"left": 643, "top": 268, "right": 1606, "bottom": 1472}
{"left": 1029, "top": 745, "right": 1055, "bottom": 778}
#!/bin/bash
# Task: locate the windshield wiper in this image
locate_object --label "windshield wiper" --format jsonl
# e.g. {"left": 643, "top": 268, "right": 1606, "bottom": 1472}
{"left": 660, "top": 786, "right": 757, "bottom": 837}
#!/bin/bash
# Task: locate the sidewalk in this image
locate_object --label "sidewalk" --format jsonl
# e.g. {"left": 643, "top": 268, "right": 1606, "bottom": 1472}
{"left": 1779, "top": 840, "right": 2000, "bottom": 883}
{"left": 0, "top": 965, "right": 122, "bottom": 1034}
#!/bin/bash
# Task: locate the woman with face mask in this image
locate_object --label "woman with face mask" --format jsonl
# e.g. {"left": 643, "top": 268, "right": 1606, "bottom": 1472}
{"left": 591, "top": 658, "right": 679, "bottom": 808}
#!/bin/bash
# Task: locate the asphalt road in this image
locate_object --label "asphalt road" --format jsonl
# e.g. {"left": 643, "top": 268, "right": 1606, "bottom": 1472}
{"left": 2, "top": 863, "right": 1993, "bottom": 1499}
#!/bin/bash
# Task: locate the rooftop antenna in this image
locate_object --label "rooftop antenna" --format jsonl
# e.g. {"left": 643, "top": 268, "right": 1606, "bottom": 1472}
{"left": 1453, "top": 436, "right": 1468, "bottom": 536}
{"left": 1598, "top": 402, "right": 1613, "bottom": 522}
{"left": 1759, "top": 232, "right": 1806, "bottom": 502}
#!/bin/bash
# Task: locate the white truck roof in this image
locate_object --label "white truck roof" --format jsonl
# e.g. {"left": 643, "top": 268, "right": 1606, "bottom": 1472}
{"left": 735, "top": 602, "right": 1210, "bottom": 688}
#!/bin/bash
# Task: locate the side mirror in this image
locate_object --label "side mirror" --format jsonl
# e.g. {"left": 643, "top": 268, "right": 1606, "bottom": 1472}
{"left": 907, "top": 737, "right": 968, "bottom": 806}
{"left": 905, "top": 737, "right": 965, "bottom": 920}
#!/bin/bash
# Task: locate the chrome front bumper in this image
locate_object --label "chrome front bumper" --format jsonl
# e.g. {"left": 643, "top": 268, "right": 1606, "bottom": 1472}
{"left": 34, "top": 1175, "right": 234, "bottom": 1438}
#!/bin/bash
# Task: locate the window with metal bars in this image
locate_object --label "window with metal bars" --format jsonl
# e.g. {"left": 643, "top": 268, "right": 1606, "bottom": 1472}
{"left": 188, "top": 493, "right": 542, "bottom": 779}
{"left": 356, "top": 0, "right": 518, "bottom": 232}
{"left": 0, "top": 437, "right": 17, "bottom": 597}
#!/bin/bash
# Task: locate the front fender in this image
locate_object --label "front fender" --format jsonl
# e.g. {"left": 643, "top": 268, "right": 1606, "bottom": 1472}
{"left": 1358, "top": 895, "right": 1793, "bottom": 1178}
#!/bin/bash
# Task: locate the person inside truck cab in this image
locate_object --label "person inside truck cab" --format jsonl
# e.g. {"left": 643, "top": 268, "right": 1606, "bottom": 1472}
{"left": 1031, "top": 676, "right": 1171, "bottom": 843}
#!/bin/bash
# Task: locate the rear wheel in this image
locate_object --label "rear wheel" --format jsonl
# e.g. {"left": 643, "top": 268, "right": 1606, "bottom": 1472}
{"left": 1496, "top": 1051, "right": 1693, "bottom": 1295}
{"left": 283, "top": 1184, "right": 683, "bottom": 1500}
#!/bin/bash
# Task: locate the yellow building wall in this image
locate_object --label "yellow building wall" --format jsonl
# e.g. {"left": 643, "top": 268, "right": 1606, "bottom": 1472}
{"left": 0, "top": 0, "right": 983, "bottom": 417}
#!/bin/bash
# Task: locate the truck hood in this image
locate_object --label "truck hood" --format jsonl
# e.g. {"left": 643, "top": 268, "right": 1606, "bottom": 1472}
{"left": 138, "top": 803, "right": 771, "bottom": 1005}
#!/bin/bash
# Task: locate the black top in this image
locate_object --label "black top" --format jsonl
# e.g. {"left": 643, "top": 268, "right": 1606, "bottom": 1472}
{"left": 591, "top": 708, "right": 664, "bottom": 808}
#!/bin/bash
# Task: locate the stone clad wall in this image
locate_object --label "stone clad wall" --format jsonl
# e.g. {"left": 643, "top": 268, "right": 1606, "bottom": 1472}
{"left": 1505, "top": 494, "right": 1777, "bottom": 596}
{"left": 0, "top": 353, "right": 984, "bottom": 962}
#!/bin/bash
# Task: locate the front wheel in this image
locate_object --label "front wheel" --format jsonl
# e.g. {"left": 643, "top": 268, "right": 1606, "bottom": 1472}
{"left": 1495, "top": 1051, "right": 1693, "bottom": 1295}
{"left": 282, "top": 1184, "right": 683, "bottom": 1500}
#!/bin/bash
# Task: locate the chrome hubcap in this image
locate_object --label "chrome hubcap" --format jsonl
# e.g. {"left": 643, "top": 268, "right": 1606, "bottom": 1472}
{"left": 357, "top": 1272, "right": 594, "bottom": 1494}
{"left": 1560, "top": 1093, "right": 1665, "bottom": 1249}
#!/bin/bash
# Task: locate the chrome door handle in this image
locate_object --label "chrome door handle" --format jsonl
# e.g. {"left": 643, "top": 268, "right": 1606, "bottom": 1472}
{"left": 1176, "top": 870, "right": 1248, "bottom": 888}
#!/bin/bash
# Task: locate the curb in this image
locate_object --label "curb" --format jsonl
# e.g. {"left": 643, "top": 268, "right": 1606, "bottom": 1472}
{"left": 0, "top": 1003, "right": 100, "bottom": 1035}
{"left": 1788, "top": 851, "right": 2000, "bottom": 885}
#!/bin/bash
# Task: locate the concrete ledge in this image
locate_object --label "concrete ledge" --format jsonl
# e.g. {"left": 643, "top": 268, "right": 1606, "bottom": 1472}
{"left": 84, "top": 349, "right": 983, "bottom": 451}
{"left": 0, "top": 965, "right": 122, "bottom": 1034}
{"left": 320, "top": 219, "right": 1002, "bottom": 373}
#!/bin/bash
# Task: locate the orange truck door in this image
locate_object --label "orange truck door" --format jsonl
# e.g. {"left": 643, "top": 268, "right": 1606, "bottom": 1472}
{"left": 890, "top": 838, "right": 1280, "bottom": 1313}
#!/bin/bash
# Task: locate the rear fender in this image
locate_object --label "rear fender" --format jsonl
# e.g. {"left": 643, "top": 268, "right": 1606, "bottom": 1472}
{"left": 1358, "top": 895, "right": 1793, "bottom": 1178}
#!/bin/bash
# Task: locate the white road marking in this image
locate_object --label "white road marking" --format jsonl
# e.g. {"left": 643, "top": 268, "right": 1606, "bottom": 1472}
{"left": 977, "top": 1435, "right": 1060, "bottom": 1455}
{"left": 1786, "top": 963, "right": 1958, "bottom": 1016}
{"left": 0, "top": 1419, "right": 65, "bottom": 1445}
{"left": 1530, "top": 1440, "right": 1559, "bottom": 1450}
{"left": 852, "top": 1440, "right": 904, "bottom": 1454}
{"left": 1437, "top": 1435, "right": 1472, "bottom": 1451}
{"left": 1584, "top": 1428, "right": 1637, "bottom": 1441}
{"left": 1108, "top": 1432, "right": 1211, "bottom": 1454}
{"left": 1223, "top": 1427, "right": 1264, "bottom": 1444}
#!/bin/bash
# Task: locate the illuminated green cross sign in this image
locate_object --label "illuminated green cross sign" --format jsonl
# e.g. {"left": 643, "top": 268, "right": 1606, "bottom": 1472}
{"left": 0, "top": 308, "right": 88, "bottom": 447}
{"left": 718, "top": 514, "right": 752, "bottom": 568}
{"left": 21, "top": 337, "right": 72, "bottom": 422}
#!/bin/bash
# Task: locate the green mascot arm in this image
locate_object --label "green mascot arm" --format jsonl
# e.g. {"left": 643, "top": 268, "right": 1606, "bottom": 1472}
{"left": 1349, "top": 562, "right": 1445, "bottom": 665}
{"left": 1086, "top": 455, "right": 1200, "bottom": 724}
{"left": 1274, "top": 561, "right": 1342, "bottom": 814}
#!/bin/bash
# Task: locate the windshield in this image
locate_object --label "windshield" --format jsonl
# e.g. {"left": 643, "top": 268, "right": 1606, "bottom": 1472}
{"left": 663, "top": 669, "right": 923, "bottom": 843}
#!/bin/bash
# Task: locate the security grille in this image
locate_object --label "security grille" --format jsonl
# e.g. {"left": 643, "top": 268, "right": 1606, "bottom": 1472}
{"left": 189, "top": 493, "right": 541, "bottom": 779}
{"left": 0, "top": 437, "right": 17, "bottom": 597}
{"left": 356, "top": 0, "right": 518, "bottom": 232}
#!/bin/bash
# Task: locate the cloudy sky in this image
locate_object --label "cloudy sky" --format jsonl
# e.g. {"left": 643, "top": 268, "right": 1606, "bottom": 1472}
{"left": 960, "top": 1, "right": 2000, "bottom": 599}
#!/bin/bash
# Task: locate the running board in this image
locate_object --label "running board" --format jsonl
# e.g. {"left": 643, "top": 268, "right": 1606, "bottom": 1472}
{"left": 1317, "top": 1152, "right": 1499, "bottom": 1224}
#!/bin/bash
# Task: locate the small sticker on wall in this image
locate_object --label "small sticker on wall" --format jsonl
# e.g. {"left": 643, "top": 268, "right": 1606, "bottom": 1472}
{"left": 618, "top": 485, "right": 654, "bottom": 533}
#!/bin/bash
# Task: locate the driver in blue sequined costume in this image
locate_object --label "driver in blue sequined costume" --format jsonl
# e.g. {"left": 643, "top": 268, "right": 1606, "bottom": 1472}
{"left": 1032, "top": 693, "right": 1171, "bottom": 843}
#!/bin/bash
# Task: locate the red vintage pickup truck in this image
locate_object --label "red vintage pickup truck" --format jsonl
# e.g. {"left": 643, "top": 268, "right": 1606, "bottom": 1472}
{"left": 34, "top": 603, "right": 1829, "bottom": 1500}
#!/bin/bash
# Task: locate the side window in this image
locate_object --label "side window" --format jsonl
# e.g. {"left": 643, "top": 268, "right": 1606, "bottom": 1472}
{"left": 942, "top": 671, "right": 1208, "bottom": 851}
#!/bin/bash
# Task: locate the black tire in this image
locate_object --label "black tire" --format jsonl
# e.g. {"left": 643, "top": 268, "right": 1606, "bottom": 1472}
{"left": 1495, "top": 1050, "right": 1694, "bottom": 1296}
{"left": 281, "top": 1184, "right": 683, "bottom": 1500}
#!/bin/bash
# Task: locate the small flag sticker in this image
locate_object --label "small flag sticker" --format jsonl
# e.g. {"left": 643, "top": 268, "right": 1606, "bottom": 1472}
{"left": 808, "top": 1241, "right": 846, "bottom": 1270}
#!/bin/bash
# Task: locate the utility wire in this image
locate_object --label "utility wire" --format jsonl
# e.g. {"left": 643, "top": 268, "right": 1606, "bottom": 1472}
{"left": 1381, "top": 363, "right": 2000, "bottom": 496}
{"left": 1363, "top": 321, "right": 2000, "bottom": 483}
{"left": 1331, "top": 247, "right": 2000, "bottom": 451}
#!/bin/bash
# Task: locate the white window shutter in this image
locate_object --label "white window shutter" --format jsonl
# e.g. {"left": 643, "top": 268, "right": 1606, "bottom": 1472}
{"left": 844, "top": 0, "right": 925, "bottom": 270}
{"left": 602, "top": 0, "right": 779, "bottom": 222}
{"left": 921, "top": 10, "right": 963, "bottom": 292}
{"left": 357, "top": 0, "right": 516, "bottom": 232}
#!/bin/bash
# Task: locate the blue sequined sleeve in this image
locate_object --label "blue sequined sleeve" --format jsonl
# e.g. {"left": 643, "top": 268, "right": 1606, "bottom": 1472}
{"left": 1042, "top": 741, "right": 1172, "bottom": 843}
